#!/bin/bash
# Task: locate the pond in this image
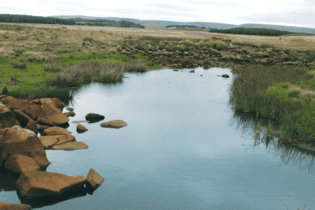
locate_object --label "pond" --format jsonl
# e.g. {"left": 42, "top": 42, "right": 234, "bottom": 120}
{"left": 1, "top": 67, "right": 315, "bottom": 210}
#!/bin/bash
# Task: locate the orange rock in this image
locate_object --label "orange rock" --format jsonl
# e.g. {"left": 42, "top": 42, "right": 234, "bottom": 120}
{"left": 100, "top": 120, "right": 128, "bottom": 128}
{"left": 16, "top": 171, "right": 87, "bottom": 199}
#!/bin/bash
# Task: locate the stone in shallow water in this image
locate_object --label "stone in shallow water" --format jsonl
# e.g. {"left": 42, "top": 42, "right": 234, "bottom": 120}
{"left": 72, "top": 120, "right": 87, "bottom": 123}
{"left": 51, "top": 142, "right": 88, "bottom": 150}
{"left": 86, "top": 168, "right": 105, "bottom": 195}
{"left": 16, "top": 171, "right": 87, "bottom": 199}
{"left": 85, "top": 113, "right": 105, "bottom": 122}
{"left": 100, "top": 120, "right": 127, "bottom": 128}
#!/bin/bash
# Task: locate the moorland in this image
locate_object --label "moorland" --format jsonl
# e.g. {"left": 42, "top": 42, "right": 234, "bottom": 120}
{"left": 0, "top": 22, "right": 315, "bottom": 210}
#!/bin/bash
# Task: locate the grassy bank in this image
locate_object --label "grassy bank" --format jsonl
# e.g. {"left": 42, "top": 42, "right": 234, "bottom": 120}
{"left": 229, "top": 63, "right": 315, "bottom": 145}
{"left": 0, "top": 50, "right": 155, "bottom": 101}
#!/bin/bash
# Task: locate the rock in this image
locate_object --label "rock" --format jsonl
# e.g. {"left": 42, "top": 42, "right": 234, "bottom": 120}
{"left": 63, "top": 111, "right": 75, "bottom": 117}
{"left": 72, "top": 120, "right": 87, "bottom": 124}
{"left": 77, "top": 124, "right": 88, "bottom": 133}
{"left": 66, "top": 107, "right": 74, "bottom": 111}
{"left": 38, "top": 134, "right": 76, "bottom": 149}
{"left": 85, "top": 113, "right": 105, "bottom": 122}
{"left": 0, "top": 102, "right": 21, "bottom": 129}
{"left": 37, "top": 101, "right": 69, "bottom": 126}
{"left": 86, "top": 168, "right": 105, "bottom": 195}
{"left": 41, "top": 126, "right": 71, "bottom": 135}
{"left": 0, "top": 125, "right": 51, "bottom": 168}
{"left": 0, "top": 202, "right": 32, "bottom": 210}
{"left": 5, "top": 154, "right": 40, "bottom": 174}
{"left": 189, "top": 70, "right": 195, "bottom": 73}
{"left": 100, "top": 120, "right": 128, "bottom": 128}
{"left": 16, "top": 171, "right": 87, "bottom": 199}
{"left": 50, "top": 142, "right": 88, "bottom": 150}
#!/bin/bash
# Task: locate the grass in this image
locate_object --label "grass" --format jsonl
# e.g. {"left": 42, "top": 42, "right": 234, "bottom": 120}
{"left": 229, "top": 63, "right": 315, "bottom": 145}
{"left": 0, "top": 51, "right": 152, "bottom": 101}
{"left": 0, "top": 23, "right": 315, "bottom": 210}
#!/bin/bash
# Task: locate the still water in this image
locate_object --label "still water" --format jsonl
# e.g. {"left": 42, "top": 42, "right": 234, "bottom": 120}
{"left": 1, "top": 67, "right": 315, "bottom": 210}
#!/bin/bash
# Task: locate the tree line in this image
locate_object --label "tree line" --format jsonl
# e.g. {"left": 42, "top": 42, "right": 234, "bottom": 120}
{"left": 0, "top": 14, "right": 145, "bottom": 29}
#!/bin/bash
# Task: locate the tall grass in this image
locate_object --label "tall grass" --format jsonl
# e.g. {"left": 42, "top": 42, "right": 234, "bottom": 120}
{"left": 229, "top": 63, "right": 315, "bottom": 144}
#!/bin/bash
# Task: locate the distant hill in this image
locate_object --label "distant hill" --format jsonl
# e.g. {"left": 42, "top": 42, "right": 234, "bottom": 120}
{"left": 34, "top": 15, "right": 315, "bottom": 35}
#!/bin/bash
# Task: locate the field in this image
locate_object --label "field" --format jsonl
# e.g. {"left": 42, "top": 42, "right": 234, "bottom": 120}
{"left": 0, "top": 22, "right": 314, "bottom": 210}
{"left": 1, "top": 22, "right": 315, "bottom": 52}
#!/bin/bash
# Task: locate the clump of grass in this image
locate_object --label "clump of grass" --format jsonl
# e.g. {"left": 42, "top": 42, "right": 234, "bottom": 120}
{"left": 42, "top": 60, "right": 125, "bottom": 88}
{"left": 124, "top": 59, "right": 148, "bottom": 72}
{"left": 198, "top": 42, "right": 227, "bottom": 51}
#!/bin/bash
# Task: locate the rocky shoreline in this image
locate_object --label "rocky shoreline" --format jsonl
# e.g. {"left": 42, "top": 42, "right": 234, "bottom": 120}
{"left": 0, "top": 93, "right": 127, "bottom": 209}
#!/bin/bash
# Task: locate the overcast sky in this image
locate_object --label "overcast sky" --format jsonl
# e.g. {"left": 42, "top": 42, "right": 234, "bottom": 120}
{"left": 1, "top": 0, "right": 314, "bottom": 29}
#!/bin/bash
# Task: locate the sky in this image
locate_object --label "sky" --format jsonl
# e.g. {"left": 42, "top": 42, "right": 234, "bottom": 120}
{"left": 1, "top": 0, "right": 314, "bottom": 29}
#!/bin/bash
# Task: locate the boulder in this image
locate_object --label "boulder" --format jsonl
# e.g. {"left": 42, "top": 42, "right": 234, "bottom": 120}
{"left": 37, "top": 101, "right": 69, "bottom": 126}
{"left": 0, "top": 103, "right": 21, "bottom": 129}
{"left": 5, "top": 154, "right": 40, "bottom": 174}
{"left": 0, "top": 125, "right": 51, "bottom": 168}
{"left": 16, "top": 171, "right": 87, "bottom": 199}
